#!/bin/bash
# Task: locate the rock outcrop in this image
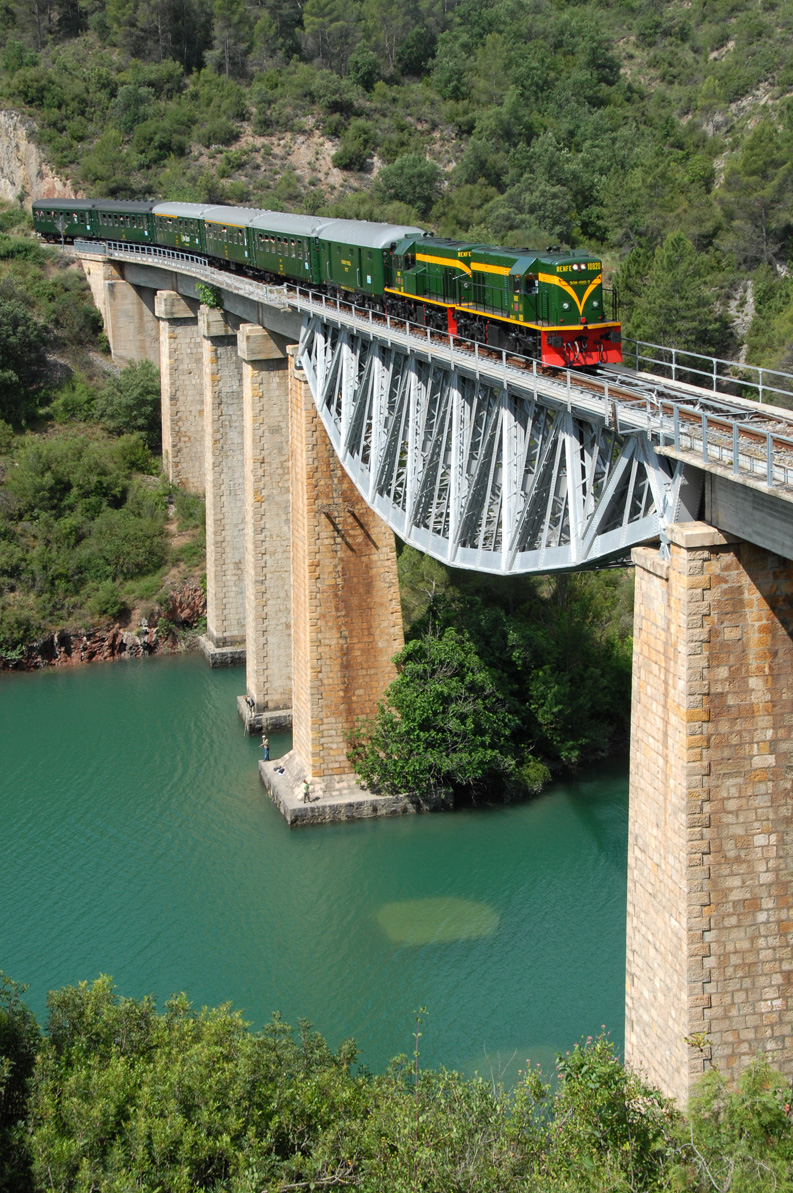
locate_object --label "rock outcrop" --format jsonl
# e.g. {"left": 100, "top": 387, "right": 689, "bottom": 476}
{"left": 2, "top": 627, "right": 159, "bottom": 671}
{"left": 1, "top": 583, "right": 208, "bottom": 670}
{"left": 0, "top": 108, "right": 77, "bottom": 208}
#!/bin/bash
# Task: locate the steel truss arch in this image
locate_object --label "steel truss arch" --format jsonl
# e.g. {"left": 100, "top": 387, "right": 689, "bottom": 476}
{"left": 298, "top": 316, "right": 690, "bottom": 575}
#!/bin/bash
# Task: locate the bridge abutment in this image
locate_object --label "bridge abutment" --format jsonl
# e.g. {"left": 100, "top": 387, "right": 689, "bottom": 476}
{"left": 155, "top": 289, "right": 204, "bottom": 491}
{"left": 236, "top": 324, "right": 293, "bottom": 733}
{"left": 627, "top": 522, "right": 793, "bottom": 1105}
{"left": 199, "top": 305, "right": 246, "bottom": 664}
{"left": 83, "top": 259, "right": 160, "bottom": 366}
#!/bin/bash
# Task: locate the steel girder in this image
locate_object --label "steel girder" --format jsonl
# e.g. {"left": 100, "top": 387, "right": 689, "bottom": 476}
{"left": 297, "top": 316, "right": 690, "bottom": 575}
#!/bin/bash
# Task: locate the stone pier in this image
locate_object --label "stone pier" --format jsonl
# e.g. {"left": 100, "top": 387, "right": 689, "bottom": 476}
{"left": 198, "top": 305, "right": 246, "bottom": 666}
{"left": 260, "top": 349, "right": 435, "bottom": 823}
{"left": 82, "top": 259, "right": 160, "bottom": 366}
{"left": 236, "top": 324, "right": 293, "bottom": 734}
{"left": 155, "top": 290, "right": 204, "bottom": 492}
{"left": 627, "top": 522, "right": 793, "bottom": 1105}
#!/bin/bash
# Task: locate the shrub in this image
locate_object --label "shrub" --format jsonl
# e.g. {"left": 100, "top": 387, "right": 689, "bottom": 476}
{"left": 374, "top": 153, "right": 442, "bottom": 217}
{"left": 85, "top": 580, "right": 126, "bottom": 621}
{"left": 94, "top": 361, "right": 162, "bottom": 451}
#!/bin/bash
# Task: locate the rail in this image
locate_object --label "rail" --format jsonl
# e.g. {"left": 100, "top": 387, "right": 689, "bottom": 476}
{"left": 73, "top": 239, "right": 793, "bottom": 501}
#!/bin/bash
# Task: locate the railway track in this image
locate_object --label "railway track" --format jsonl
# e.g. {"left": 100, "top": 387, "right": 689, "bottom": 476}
{"left": 303, "top": 289, "right": 793, "bottom": 495}
{"left": 77, "top": 239, "right": 793, "bottom": 499}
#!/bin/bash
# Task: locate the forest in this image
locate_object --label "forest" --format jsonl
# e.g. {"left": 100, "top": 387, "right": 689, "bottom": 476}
{"left": 0, "top": 205, "right": 206, "bottom": 658}
{"left": 2, "top": 0, "right": 793, "bottom": 370}
{"left": 2, "top": 972, "right": 792, "bottom": 1193}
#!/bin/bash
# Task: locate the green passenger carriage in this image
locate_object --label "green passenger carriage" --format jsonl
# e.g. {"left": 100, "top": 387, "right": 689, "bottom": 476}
{"left": 33, "top": 199, "right": 155, "bottom": 244}
{"left": 316, "top": 219, "right": 423, "bottom": 303}
{"left": 31, "top": 196, "right": 622, "bottom": 368}
{"left": 249, "top": 211, "right": 326, "bottom": 283}
{"left": 151, "top": 202, "right": 208, "bottom": 252}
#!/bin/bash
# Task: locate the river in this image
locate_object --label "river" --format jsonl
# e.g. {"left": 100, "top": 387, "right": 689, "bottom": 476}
{"left": 1, "top": 653, "right": 627, "bottom": 1084}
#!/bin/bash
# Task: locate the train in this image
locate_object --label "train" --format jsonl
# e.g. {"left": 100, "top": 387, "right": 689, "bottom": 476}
{"left": 32, "top": 197, "right": 622, "bottom": 368}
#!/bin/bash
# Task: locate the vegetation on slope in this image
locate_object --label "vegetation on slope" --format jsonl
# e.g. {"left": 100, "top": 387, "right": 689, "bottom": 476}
{"left": 4, "top": 0, "right": 793, "bottom": 368}
{"left": 350, "top": 548, "right": 633, "bottom": 800}
{"left": 2, "top": 972, "right": 792, "bottom": 1193}
{"left": 0, "top": 205, "right": 205, "bottom": 658}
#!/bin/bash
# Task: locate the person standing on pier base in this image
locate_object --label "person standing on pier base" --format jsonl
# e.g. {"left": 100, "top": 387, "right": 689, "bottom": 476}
{"left": 262, "top": 735, "right": 269, "bottom": 761}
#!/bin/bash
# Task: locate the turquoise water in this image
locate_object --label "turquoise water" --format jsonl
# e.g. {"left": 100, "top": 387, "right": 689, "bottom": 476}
{"left": 1, "top": 654, "right": 627, "bottom": 1082}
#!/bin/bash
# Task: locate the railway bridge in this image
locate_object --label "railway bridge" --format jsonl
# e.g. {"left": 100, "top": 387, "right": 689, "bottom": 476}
{"left": 75, "top": 239, "right": 793, "bottom": 1108}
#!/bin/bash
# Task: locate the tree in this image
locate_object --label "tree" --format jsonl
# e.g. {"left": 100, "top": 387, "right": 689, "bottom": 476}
{"left": 361, "top": 0, "right": 417, "bottom": 71}
{"left": 0, "top": 296, "right": 49, "bottom": 427}
{"left": 347, "top": 43, "right": 380, "bottom": 90}
{"left": 627, "top": 232, "right": 732, "bottom": 359}
{"left": 374, "top": 153, "right": 441, "bottom": 217}
{"left": 94, "top": 360, "right": 162, "bottom": 450}
{"left": 0, "top": 974, "right": 40, "bottom": 1193}
{"left": 302, "top": 0, "right": 359, "bottom": 71}
{"left": 207, "top": 0, "right": 252, "bottom": 77}
{"left": 348, "top": 627, "right": 519, "bottom": 798}
{"left": 719, "top": 119, "right": 793, "bottom": 269}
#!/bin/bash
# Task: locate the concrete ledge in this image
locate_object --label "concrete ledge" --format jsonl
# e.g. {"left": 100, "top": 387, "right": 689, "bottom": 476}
{"left": 667, "top": 521, "right": 739, "bottom": 549}
{"left": 632, "top": 544, "right": 669, "bottom": 580}
{"left": 197, "top": 635, "right": 245, "bottom": 667}
{"left": 236, "top": 696, "right": 293, "bottom": 734}
{"left": 155, "top": 289, "right": 196, "bottom": 320}
{"left": 199, "top": 306, "right": 235, "bottom": 338}
{"left": 260, "top": 750, "right": 451, "bottom": 826}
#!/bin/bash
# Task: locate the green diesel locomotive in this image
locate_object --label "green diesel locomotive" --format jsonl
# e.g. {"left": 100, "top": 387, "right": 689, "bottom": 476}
{"left": 33, "top": 197, "right": 622, "bottom": 367}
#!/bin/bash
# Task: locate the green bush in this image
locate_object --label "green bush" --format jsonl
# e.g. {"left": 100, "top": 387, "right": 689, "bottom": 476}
{"left": 332, "top": 119, "right": 375, "bottom": 171}
{"left": 0, "top": 295, "right": 50, "bottom": 427}
{"left": 374, "top": 152, "right": 442, "bottom": 216}
{"left": 4, "top": 974, "right": 792, "bottom": 1193}
{"left": 85, "top": 580, "right": 126, "bottom": 621}
{"left": 94, "top": 360, "right": 162, "bottom": 451}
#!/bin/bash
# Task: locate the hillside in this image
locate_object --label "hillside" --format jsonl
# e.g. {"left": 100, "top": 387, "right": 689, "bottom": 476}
{"left": 1, "top": 0, "right": 793, "bottom": 371}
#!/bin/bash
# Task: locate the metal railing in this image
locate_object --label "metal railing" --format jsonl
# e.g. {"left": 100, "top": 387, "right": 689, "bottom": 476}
{"left": 73, "top": 240, "right": 793, "bottom": 498}
{"left": 624, "top": 336, "right": 793, "bottom": 409}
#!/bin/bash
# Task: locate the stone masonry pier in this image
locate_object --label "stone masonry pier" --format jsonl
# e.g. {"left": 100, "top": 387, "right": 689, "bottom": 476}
{"left": 85, "top": 252, "right": 417, "bottom": 818}
{"left": 627, "top": 522, "right": 793, "bottom": 1105}
{"left": 257, "top": 349, "right": 435, "bottom": 822}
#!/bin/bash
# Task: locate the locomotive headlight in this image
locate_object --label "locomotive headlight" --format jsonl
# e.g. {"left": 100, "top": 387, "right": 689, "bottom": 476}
{"left": 593, "top": 300, "right": 599, "bottom": 307}
{"left": 562, "top": 302, "right": 570, "bottom": 309}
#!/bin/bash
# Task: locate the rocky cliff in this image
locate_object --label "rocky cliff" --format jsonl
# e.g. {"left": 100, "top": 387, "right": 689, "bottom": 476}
{"left": 0, "top": 108, "right": 76, "bottom": 208}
